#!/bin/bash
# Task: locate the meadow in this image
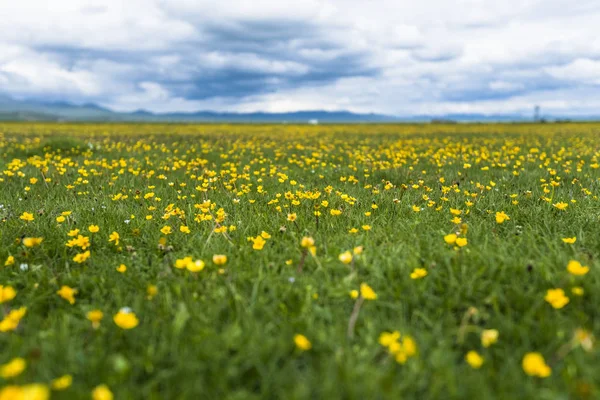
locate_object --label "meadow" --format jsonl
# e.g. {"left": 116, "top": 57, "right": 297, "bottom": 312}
{"left": 0, "top": 122, "right": 599, "bottom": 399}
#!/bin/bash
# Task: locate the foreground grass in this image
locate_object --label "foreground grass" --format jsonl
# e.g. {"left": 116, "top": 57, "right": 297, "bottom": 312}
{"left": 0, "top": 122, "right": 599, "bottom": 399}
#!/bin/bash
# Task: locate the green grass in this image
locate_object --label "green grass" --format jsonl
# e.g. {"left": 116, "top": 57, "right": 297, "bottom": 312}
{"left": 0, "top": 122, "right": 599, "bottom": 399}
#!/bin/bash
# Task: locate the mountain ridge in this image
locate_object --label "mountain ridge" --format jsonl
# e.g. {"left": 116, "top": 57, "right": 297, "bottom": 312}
{"left": 0, "top": 95, "right": 596, "bottom": 123}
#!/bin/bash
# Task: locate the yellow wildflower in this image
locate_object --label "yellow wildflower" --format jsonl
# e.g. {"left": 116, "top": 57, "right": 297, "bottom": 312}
{"left": 481, "top": 329, "right": 499, "bottom": 347}
{"left": 455, "top": 237, "right": 468, "bottom": 247}
{"left": 338, "top": 251, "right": 353, "bottom": 264}
{"left": 567, "top": 260, "right": 589, "bottom": 276}
{"left": 444, "top": 233, "right": 457, "bottom": 244}
{"left": 51, "top": 374, "right": 73, "bottom": 390}
{"left": 73, "top": 250, "right": 91, "bottom": 263}
{"left": 360, "top": 283, "right": 377, "bottom": 300}
{"left": 19, "top": 212, "right": 34, "bottom": 221}
{"left": 87, "top": 310, "right": 104, "bottom": 329}
{"left": 465, "top": 351, "right": 484, "bottom": 369}
{"left": 57, "top": 286, "right": 77, "bottom": 304}
{"left": 545, "top": 288, "right": 569, "bottom": 309}
{"left": 113, "top": 309, "right": 139, "bottom": 329}
{"left": 22, "top": 237, "right": 43, "bottom": 247}
{"left": 186, "top": 259, "right": 205, "bottom": 272}
{"left": 294, "top": 334, "right": 312, "bottom": 351}
{"left": 0, "top": 285, "right": 17, "bottom": 303}
{"left": 522, "top": 352, "right": 551, "bottom": 377}
{"left": 553, "top": 202, "right": 568, "bottom": 210}
{"left": 495, "top": 211, "right": 510, "bottom": 224}
{"left": 109, "top": 232, "right": 120, "bottom": 245}
{"left": 92, "top": 384, "right": 113, "bottom": 400}
{"left": 300, "top": 237, "right": 315, "bottom": 248}
{"left": 0, "top": 357, "right": 26, "bottom": 378}
{"left": 410, "top": 268, "right": 428, "bottom": 279}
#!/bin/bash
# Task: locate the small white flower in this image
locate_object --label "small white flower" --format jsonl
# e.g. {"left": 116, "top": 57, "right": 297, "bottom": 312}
{"left": 288, "top": 277, "right": 295, "bottom": 283}
{"left": 120, "top": 307, "right": 133, "bottom": 314}
{"left": 124, "top": 219, "right": 131, "bottom": 224}
{"left": 19, "top": 263, "right": 29, "bottom": 271}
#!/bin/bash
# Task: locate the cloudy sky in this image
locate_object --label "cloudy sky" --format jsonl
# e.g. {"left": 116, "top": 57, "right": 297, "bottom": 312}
{"left": 1, "top": 0, "right": 599, "bottom": 116}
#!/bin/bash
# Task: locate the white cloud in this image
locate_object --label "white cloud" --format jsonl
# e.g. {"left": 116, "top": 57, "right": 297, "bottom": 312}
{"left": 0, "top": 0, "right": 599, "bottom": 115}
{"left": 545, "top": 59, "right": 600, "bottom": 85}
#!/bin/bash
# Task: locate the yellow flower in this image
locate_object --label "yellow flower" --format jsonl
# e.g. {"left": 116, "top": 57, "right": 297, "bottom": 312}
{"left": 465, "top": 351, "right": 484, "bottom": 369}
{"left": 300, "top": 237, "right": 315, "bottom": 248}
{"left": 186, "top": 259, "right": 205, "bottom": 272}
{"left": 212, "top": 254, "right": 227, "bottom": 265}
{"left": 51, "top": 374, "right": 73, "bottom": 390}
{"left": 481, "top": 329, "right": 499, "bottom": 347}
{"left": 338, "top": 251, "right": 353, "bottom": 264}
{"left": 87, "top": 310, "right": 104, "bottom": 329}
{"left": 92, "top": 384, "right": 113, "bottom": 400}
{"left": 66, "top": 235, "right": 91, "bottom": 250}
{"left": 330, "top": 209, "right": 342, "bottom": 216}
{"left": 522, "top": 352, "right": 551, "bottom": 377}
{"left": 0, "top": 307, "right": 27, "bottom": 332}
{"left": 0, "top": 357, "right": 26, "bottom": 378}
{"left": 113, "top": 309, "right": 139, "bottom": 329}
{"left": 116, "top": 264, "right": 127, "bottom": 273}
{"left": 561, "top": 236, "right": 576, "bottom": 244}
{"left": 455, "top": 237, "right": 468, "bottom": 247}
{"left": 348, "top": 228, "right": 358, "bottom": 234}
{"left": 410, "top": 268, "right": 428, "bottom": 279}
{"left": 287, "top": 213, "right": 297, "bottom": 222}
{"left": 362, "top": 225, "right": 372, "bottom": 231}
{"left": 379, "top": 331, "right": 401, "bottom": 347}
{"left": 294, "top": 334, "right": 312, "bottom": 351}
{"left": 21, "top": 384, "right": 50, "bottom": 400}
{"left": 57, "top": 286, "right": 77, "bottom": 304}
{"left": 19, "top": 212, "right": 34, "bottom": 221}
{"left": 553, "top": 202, "right": 568, "bottom": 210}
{"left": 174, "top": 256, "right": 193, "bottom": 269}
{"left": 444, "top": 233, "right": 457, "bottom": 244}
{"left": 353, "top": 246, "right": 363, "bottom": 255}
{"left": 56, "top": 215, "right": 66, "bottom": 223}
{"left": 89, "top": 225, "right": 100, "bottom": 233}
{"left": 260, "top": 231, "right": 271, "bottom": 239}
{"left": 495, "top": 211, "right": 510, "bottom": 224}
{"left": 147, "top": 284, "right": 158, "bottom": 299}
{"left": 22, "top": 237, "right": 43, "bottom": 247}
{"left": 4, "top": 255, "right": 15, "bottom": 266}
{"left": 349, "top": 290, "right": 359, "bottom": 299}
{"left": 572, "top": 286, "right": 584, "bottom": 296}
{"left": 0, "top": 385, "right": 22, "bottom": 399}
{"left": 109, "top": 231, "right": 120, "bottom": 245}
{"left": 160, "top": 225, "right": 172, "bottom": 235}
{"left": 567, "top": 260, "right": 589, "bottom": 276}
{"left": 360, "top": 283, "right": 377, "bottom": 300}
{"left": 180, "top": 225, "right": 191, "bottom": 234}
{"left": 0, "top": 285, "right": 17, "bottom": 303}
{"left": 251, "top": 236, "right": 267, "bottom": 250}
{"left": 73, "top": 250, "right": 91, "bottom": 263}
{"left": 67, "top": 229, "right": 80, "bottom": 237}
{"left": 545, "top": 288, "right": 569, "bottom": 309}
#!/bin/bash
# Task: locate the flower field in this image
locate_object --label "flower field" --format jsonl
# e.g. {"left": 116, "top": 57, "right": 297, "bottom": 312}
{"left": 1, "top": 122, "right": 599, "bottom": 399}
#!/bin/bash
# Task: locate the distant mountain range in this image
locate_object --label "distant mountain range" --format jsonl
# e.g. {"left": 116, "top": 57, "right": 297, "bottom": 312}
{"left": 0, "top": 94, "right": 595, "bottom": 123}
